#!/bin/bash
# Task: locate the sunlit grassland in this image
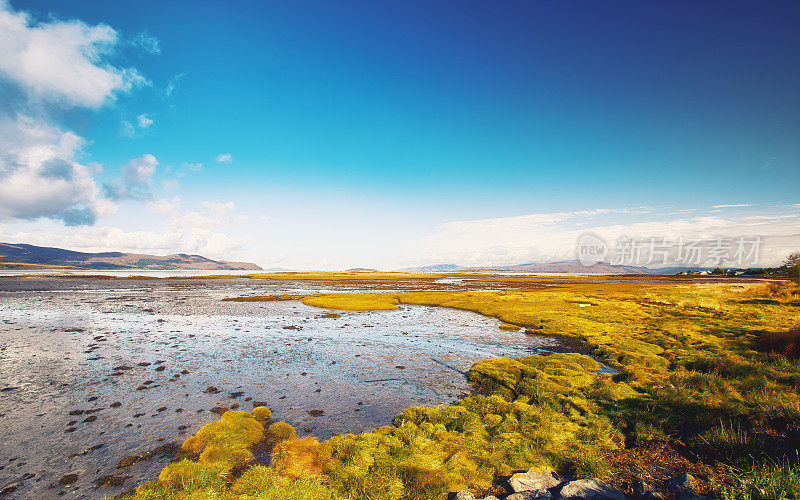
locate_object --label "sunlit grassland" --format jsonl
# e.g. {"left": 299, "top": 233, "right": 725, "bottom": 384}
{"left": 118, "top": 280, "right": 800, "bottom": 500}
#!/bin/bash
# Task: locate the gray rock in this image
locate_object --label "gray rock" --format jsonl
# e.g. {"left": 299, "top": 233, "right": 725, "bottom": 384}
{"left": 455, "top": 491, "right": 476, "bottom": 500}
{"left": 666, "top": 473, "right": 695, "bottom": 492}
{"left": 677, "top": 492, "right": 708, "bottom": 500}
{"left": 481, "top": 497, "right": 500, "bottom": 500}
{"left": 558, "top": 479, "right": 626, "bottom": 500}
{"left": 506, "top": 490, "right": 552, "bottom": 500}
{"left": 632, "top": 479, "right": 651, "bottom": 497}
{"left": 508, "top": 467, "right": 562, "bottom": 493}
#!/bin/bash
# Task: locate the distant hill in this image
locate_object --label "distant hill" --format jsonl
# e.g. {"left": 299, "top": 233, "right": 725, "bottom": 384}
{"left": 0, "top": 242, "right": 262, "bottom": 271}
{"left": 478, "top": 260, "right": 646, "bottom": 274}
{"left": 396, "top": 264, "right": 462, "bottom": 272}
{"left": 398, "top": 260, "right": 685, "bottom": 274}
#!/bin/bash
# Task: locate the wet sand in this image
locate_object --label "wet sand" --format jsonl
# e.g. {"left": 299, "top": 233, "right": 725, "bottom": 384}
{"left": 0, "top": 278, "right": 564, "bottom": 498}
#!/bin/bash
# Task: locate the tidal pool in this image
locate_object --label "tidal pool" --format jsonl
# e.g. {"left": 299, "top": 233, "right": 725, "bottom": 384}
{"left": 0, "top": 278, "right": 565, "bottom": 499}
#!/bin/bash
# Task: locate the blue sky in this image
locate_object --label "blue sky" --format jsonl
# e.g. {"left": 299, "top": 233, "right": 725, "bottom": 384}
{"left": 1, "top": 1, "right": 799, "bottom": 269}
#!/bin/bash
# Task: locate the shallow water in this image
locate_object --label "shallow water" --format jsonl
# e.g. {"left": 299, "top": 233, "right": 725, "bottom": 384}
{"left": 0, "top": 278, "right": 563, "bottom": 499}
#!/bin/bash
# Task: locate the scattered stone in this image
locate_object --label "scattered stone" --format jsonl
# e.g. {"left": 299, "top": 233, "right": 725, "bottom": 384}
{"left": 506, "top": 491, "right": 551, "bottom": 500}
{"left": 229, "top": 391, "right": 244, "bottom": 398}
{"left": 58, "top": 473, "right": 78, "bottom": 485}
{"left": 68, "top": 410, "right": 84, "bottom": 416}
{"left": 110, "top": 402, "right": 122, "bottom": 408}
{"left": 155, "top": 366, "right": 165, "bottom": 372}
{"left": 204, "top": 386, "right": 220, "bottom": 394}
{"left": 137, "top": 362, "right": 151, "bottom": 367}
{"left": 82, "top": 415, "right": 97, "bottom": 423}
{"left": 558, "top": 479, "right": 625, "bottom": 500}
{"left": 633, "top": 479, "right": 651, "bottom": 497}
{"left": 395, "top": 365, "right": 406, "bottom": 369}
{"left": 157, "top": 407, "right": 167, "bottom": 412}
{"left": 454, "top": 491, "right": 476, "bottom": 500}
{"left": 95, "top": 475, "right": 130, "bottom": 487}
{"left": 307, "top": 409, "right": 325, "bottom": 417}
{"left": 508, "top": 467, "right": 561, "bottom": 493}
{"left": 210, "top": 407, "right": 228, "bottom": 416}
{"left": 1, "top": 482, "right": 22, "bottom": 495}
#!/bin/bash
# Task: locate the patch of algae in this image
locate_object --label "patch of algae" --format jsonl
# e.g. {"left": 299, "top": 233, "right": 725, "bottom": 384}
{"left": 118, "top": 281, "right": 800, "bottom": 499}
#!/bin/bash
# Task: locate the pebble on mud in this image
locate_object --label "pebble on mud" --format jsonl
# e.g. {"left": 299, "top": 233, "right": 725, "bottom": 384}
{"left": 58, "top": 473, "right": 78, "bottom": 485}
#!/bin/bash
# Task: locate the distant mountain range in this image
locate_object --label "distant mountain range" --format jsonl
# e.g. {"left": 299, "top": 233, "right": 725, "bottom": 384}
{"left": 398, "top": 261, "right": 706, "bottom": 274}
{"left": 0, "top": 242, "right": 262, "bottom": 271}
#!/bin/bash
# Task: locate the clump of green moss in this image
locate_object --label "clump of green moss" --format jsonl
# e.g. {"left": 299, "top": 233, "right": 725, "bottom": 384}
{"left": 182, "top": 410, "right": 265, "bottom": 468}
{"left": 268, "top": 421, "right": 297, "bottom": 441}
{"left": 253, "top": 406, "right": 272, "bottom": 422}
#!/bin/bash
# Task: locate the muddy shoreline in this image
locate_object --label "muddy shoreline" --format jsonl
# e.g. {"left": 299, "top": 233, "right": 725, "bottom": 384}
{"left": 0, "top": 277, "right": 574, "bottom": 499}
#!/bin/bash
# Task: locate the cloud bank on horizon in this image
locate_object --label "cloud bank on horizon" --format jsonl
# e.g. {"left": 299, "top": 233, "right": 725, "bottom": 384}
{"left": 0, "top": 1, "right": 798, "bottom": 269}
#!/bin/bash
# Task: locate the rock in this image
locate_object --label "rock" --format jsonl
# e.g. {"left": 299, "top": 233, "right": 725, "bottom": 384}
{"left": 666, "top": 473, "right": 695, "bottom": 492}
{"left": 558, "top": 479, "right": 625, "bottom": 500}
{"left": 481, "top": 497, "right": 500, "bottom": 500}
{"left": 506, "top": 490, "right": 551, "bottom": 500}
{"left": 58, "top": 473, "right": 78, "bottom": 485}
{"left": 632, "top": 480, "right": 651, "bottom": 497}
{"left": 678, "top": 492, "right": 708, "bottom": 500}
{"left": 508, "top": 467, "right": 561, "bottom": 493}
{"left": 95, "top": 475, "right": 130, "bottom": 487}
{"left": 1, "top": 481, "right": 22, "bottom": 495}
{"left": 454, "top": 491, "right": 476, "bottom": 500}
{"left": 308, "top": 409, "right": 325, "bottom": 416}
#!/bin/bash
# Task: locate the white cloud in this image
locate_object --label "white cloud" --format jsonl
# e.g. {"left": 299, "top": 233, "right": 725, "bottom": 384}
{"left": 712, "top": 204, "right": 752, "bottom": 209}
{"left": 0, "top": 1, "right": 147, "bottom": 108}
{"left": 407, "top": 206, "right": 800, "bottom": 268}
{"left": 161, "top": 178, "right": 179, "bottom": 190}
{"left": 257, "top": 213, "right": 270, "bottom": 223}
{"left": 0, "top": 114, "right": 102, "bottom": 225}
{"left": 120, "top": 120, "right": 136, "bottom": 138}
{"left": 0, "top": 1, "right": 154, "bottom": 225}
{"left": 165, "top": 72, "right": 185, "bottom": 97}
{"left": 215, "top": 153, "right": 233, "bottom": 163}
{"left": 180, "top": 162, "right": 202, "bottom": 174}
{"left": 103, "top": 154, "right": 158, "bottom": 201}
{"left": 136, "top": 113, "right": 153, "bottom": 128}
{"left": 131, "top": 30, "right": 160, "bottom": 55}
{"left": 0, "top": 197, "right": 251, "bottom": 259}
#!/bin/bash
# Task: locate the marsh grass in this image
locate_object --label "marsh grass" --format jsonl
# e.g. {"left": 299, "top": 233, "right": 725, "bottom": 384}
{"left": 714, "top": 457, "right": 800, "bottom": 500}
{"left": 121, "top": 280, "right": 800, "bottom": 499}
{"left": 758, "top": 327, "right": 800, "bottom": 359}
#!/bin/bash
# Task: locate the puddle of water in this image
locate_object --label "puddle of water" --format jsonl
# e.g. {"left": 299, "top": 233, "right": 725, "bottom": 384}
{"left": 0, "top": 278, "right": 563, "bottom": 499}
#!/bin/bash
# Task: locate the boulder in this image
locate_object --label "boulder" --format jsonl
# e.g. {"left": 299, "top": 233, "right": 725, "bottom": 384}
{"left": 454, "top": 491, "right": 476, "bottom": 500}
{"left": 506, "top": 490, "right": 552, "bottom": 500}
{"left": 666, "top": 473, "right": 695, "bottom": 492}
{"left": 632, "top": 480, "right": 651, "bottom": 497}
{"left": 557, "top": 479, "right": 626, "bottom": 500}
{"left": 508, "top": 467, "right": 562, "bottom": 493}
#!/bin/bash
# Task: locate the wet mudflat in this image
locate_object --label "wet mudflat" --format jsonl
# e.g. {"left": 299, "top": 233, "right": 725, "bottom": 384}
{"left": 0, "top": 277, "right": 563, "bottom": 499}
